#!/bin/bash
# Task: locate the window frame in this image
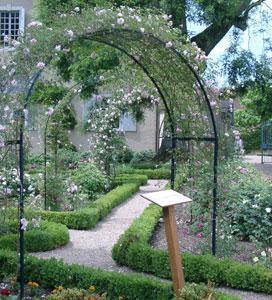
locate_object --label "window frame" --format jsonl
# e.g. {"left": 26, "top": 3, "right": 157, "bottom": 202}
{"left": 0, "top": 5, "right": 25, "bottom": 51}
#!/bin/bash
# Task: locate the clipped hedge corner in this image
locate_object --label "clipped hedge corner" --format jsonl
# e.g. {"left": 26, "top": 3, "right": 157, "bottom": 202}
{"left": 24, "top": 183, "right": 141, "bottom": 230}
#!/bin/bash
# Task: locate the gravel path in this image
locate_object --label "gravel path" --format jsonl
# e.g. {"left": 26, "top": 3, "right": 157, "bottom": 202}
{"left": 244, "top": 155, "right": 272, "bottom": 177}
{"left": 31, "top": 180, "right": 168, "bottom": 272}
{"left": 216, "top": 287, "right": 272, "bottom": 300}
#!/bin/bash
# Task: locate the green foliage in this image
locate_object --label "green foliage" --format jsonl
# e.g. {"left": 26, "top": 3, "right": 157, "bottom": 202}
{"left": 234, "top": 109, "right": 261, "bottom": 152}
{"left": 46, "top": 288, "right": 106, "bottom": 299}
{"left": 130, "top": 150, "right": 156, "bottom": 165}
{"left": 72, "top": 164, "right": 107, "bottom": 200}
{"left": 36, "top": 0, "right": 110, "bottom": 23}
{"left": 0, "top": 250, "right": 173, "bottom": 300}
{"left": 56, "top": 40, "right": 119, "bottom": 98}
{"left": 112, "top": 204, "right": 272, "bottom": 294}
{"left": 121, "top": 168, "right": 171, "bottom": 179}
{"left": 219, "top": 159, "right": 272, "bottom": 248}
{"left": 0, "top": 221, "right": 69, "bottom": 252}
{"left": 30, "top": 81, "right": 67, "bottom": 106}
{"left": 24, "top": 183, "right": 140, "bottom": 229}
{"left": 110, "top": 137, "right": 134, "bottom": 164}
{"left": 179, "top": 283, "right": 239, "bottom": 300}
{"left": 114, "top": 174, "right": 148, "bottom": 185}
{"left": 89, "top": 183, "right": 139, "bottom": 219}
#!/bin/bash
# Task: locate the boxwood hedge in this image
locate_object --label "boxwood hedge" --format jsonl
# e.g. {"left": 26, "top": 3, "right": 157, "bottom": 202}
{"left": 0, "top": 250, "right": 239, "bottom": 300}
{"left": 112, "top": 204, "right": 272, "bottom": 294}
{"left": 23, "top": 183, "right": 140, "bottom": 230}
{"left": 122, "top": 168, "right": 171, "bottom": 179}
{"left": 0, "top": 221, "right": 69, "bottom": 252}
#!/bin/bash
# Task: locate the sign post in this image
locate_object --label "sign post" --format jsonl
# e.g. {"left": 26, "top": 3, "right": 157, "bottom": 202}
{"left": 141, "top": 190, "right": 192, "bottom": 299}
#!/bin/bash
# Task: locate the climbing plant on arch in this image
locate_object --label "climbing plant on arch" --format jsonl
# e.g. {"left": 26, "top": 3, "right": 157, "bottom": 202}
{"left": 0, "top": 6, "right": 219, "bottom": 299}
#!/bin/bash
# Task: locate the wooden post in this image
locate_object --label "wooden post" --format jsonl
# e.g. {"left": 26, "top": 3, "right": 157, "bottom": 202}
{"left": 140, "top": 189, "right": 192, "bottom": 300}
{"left": 163, "top": 205, "right": 185, "bottom": 299}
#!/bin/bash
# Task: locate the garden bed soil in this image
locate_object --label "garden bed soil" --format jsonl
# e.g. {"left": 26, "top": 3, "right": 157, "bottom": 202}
{"left": 150, "top": 203, "right": 258, "bottom": 264}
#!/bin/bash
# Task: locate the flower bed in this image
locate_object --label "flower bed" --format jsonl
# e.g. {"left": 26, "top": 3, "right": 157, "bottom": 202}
{"left": 0, "top": 221, "right": 69, "bottom": 252}
{"left": 112, "top": 204, "right": 272, "bottom": 294}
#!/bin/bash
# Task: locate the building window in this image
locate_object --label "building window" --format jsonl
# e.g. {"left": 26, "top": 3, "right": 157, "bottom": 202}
{"left": 119, "top": 112, "right": 137, "bottom": 132}
{"left": 0, "top": 7, "right": 24, "bottom": 48}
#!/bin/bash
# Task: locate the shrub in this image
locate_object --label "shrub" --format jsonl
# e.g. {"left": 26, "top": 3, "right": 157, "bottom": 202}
{"left": 0, "top": 221, "right": 69, "bottom": 252}
{"left": 179, "top": 283, "right": 239, "bottom": 300}
{"left": 120, "top": 168, "right": 171, "bottom": 179}
{"left": 130, "top": 150, "right": 156, "bottom": 164}
{"left": 114, "top": 174, "right": 148, "bottom": 185}
{"left": 234, "top": 109, "right": 261, "bottom": 152}
{"left": 72, "top": 163, "right": 107, "bottom": 200}
{"left": 112, "top": 204, "right": 272, "bottom": 294}
{"left": 90, "top": 183, "right": 139, "bottom": 219}
{"left": 23, "top": 183, "right": 140, "bottom": 229}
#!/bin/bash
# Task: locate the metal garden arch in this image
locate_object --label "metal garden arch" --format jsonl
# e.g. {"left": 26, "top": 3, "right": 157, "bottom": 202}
{"left": 11, "top": 26, "right": 219, "bottom": 299}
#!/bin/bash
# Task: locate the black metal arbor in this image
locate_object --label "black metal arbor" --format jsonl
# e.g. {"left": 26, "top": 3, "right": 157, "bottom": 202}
{"left": 3, "top": 25, "right": 219, "bottom": 299}
{"left": 261, "top": 120, "right": 272, "bottom": 164}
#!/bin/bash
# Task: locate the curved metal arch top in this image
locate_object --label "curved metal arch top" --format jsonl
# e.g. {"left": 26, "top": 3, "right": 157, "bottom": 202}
{"left": 84, "top": 29, "right": 218, "bottom": 142}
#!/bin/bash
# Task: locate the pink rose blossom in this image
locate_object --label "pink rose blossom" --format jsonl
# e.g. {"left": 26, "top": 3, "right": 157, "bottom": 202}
{"left": 197, "top": 232, "right": 203, "bottom": 238}
{"left": 36, "top": 62, "right": 45, "bottom": 70}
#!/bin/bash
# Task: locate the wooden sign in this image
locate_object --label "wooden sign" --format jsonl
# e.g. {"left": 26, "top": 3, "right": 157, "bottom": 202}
{"left": 141, "top": 189, "right": 192, "bottom": 299}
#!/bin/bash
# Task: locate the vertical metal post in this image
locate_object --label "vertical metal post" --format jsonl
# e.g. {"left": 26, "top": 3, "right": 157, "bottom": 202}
{"left": 212, "top": 139, "right": 218, "bottom": 255}
{"left": 18, "top": 109, "right": 25, "bottom": 300}
{"left": 171, "top": 136, "right": 176, "bottom": 189}
{"left": 44, "top": 132, "right": 47, "bottom": 210}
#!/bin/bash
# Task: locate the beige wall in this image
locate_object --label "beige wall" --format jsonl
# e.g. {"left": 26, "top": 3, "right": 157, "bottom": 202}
{"left": 28, "top": 98, "right": 158, "bottom": 154}
{"left": 0, "top": 0, "right": 34, "bottom": 25}
{"left": 124, "top": 108, "right": 157, "bottom": 152}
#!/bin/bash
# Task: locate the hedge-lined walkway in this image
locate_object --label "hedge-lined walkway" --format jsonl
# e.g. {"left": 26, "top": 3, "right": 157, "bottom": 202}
{"left": 31, "top": 179, "right": 168, "bottom": 271}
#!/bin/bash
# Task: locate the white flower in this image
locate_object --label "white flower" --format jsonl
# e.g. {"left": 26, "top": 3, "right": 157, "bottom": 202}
{"left": 140, "top": 27, "right": 145, "bottom": 33}
{"left": 117, "top": 18, "right": 125, "bottom": 25}
{"left": 68, "top": 183, "right": 78, "bottom": 194}
{"left": 32, "top": 218, "right": 40, "bottom": 228}
{"left": 66, "top": 29, "right": 74, "bottom": 38}
{"left": 261, "top": 251, "right": 266, "bottom": 257}
{"left": 253, "top": 257, "right": 259, "bottom": 263}
{"left": 27, "top": 21, "right": 42, "bottom": 28}
{"left": 0, "top": 125, "right": 6, "bottom": 131}
{"left": 74, "top": 7, "right": 80, "bottom": 12}
{"left": 265, "top": 207, "right": 271, "bottom": 213}
{"left": 165, "top": 41, "right": 173, "bottom": 48}
{"left": 30, "top": 38, "right": 37, "bottom": 44}
{"left": 252, "top": 204, "right": 259, "bottom": 209}
{"left": 224, "top": 132, "right": 230, "bottom": 137}
{"left": 20, "top": 218, "right": 28, "bottom": 231}
{"left": 55, "top": 45, "right": 62, "bottom": 51}
{"left": 36, "top": 62, "right": 45, "bottom": 70}
{"left": 210, "top": 101, "right": 217, "bottom": 107}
